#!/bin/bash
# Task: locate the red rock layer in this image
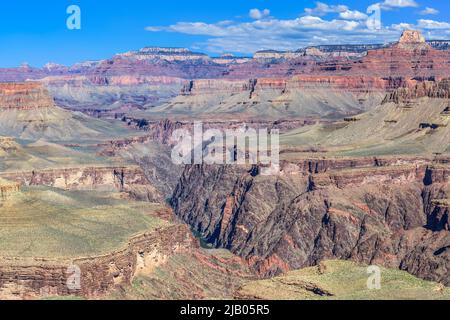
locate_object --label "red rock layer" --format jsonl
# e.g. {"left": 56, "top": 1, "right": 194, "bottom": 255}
{"left": 0, "top": 82, "right": 55, "bottom": 110}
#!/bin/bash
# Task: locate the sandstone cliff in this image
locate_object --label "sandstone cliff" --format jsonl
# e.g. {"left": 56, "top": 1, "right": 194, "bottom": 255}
{"left": 0, "top": 178, "right": 20, "bottom": 201}
{"left": 0, "top": 82, "right": 118, "bottom": 141}
{"left": 0, "top": 83, "right": 55, "bottom": 110}
{"left": 0, "top": 166, "right": 160, "bottom": 201}
{"left": 383, "top": 79, "right": 450, "bottom": 104}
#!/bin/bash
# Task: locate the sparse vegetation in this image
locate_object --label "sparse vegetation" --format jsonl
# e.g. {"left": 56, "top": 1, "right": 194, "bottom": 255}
{"left": 236, "top": 260, "right": 450, "bottom": 300}
{"left": 0, "top": 186, "right": 168, "bottom": 258}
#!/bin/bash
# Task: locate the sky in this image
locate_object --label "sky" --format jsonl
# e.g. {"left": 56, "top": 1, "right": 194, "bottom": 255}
{"left": 0, "top": 0, "right": 448, "bottom": 67}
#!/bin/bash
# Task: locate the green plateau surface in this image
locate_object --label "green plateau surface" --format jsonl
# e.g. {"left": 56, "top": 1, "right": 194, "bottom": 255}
{"left": 236, "top": 260, "right": 450, "bottom": 300}
{"left": 0, "top": 186, "right": 167, "bottom": 259}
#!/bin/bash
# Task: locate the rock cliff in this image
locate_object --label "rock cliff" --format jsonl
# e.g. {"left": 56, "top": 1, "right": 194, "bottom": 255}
{"left": 0, "top": 83, "right": 55, "bottom": 110}
{"left": 0, "top": 223, "right": 196, "bottom": 298}
{"left": 171, "top": 158, "right": 450, "bottom": 285}
{"left": 0, "top": 166, "right": 160, "bottom": 201}
{"left": 0, "top": 178, "right": 20, "bottom": 201}
{"left": 383, "top": 79, "right": 450, "bottom": 104}
{"left": 0, "top": 82, "right": 119, "bottom": 141}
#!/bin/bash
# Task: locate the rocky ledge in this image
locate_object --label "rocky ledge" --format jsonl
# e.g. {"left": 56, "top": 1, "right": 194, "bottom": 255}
{"left": 0, "top": 221, "right": 196, "bottom": 299}
{"left": 383, "top": 78, "right": 450, "bottom": 104}
{"left": 0, "top": 83, "right": 55, "bottom": 110}
{"left": 0, "top": 166, "right": 160, "bottom": 202}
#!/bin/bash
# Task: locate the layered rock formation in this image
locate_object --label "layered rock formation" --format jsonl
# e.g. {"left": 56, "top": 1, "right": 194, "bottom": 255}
{"left": 0, "top": 178, "right": 20, "bottom": 201}
{"left": 383, "top": 78, "right": 450, "bottom": 103}
{"left": 0, "top": 82, "right": 118, "bottom": 141}
{"left": 181, "top": 76, "right": 402, "bottom": 96}
{"left": 0, "top": 30, "right": 447, "bottom": 84}
{"left": 0, "top": 29, "right": 449, "bottom": 300}
{"left": 397, "top": 30, "right": 426, "bottom": 48}
{"left": 0, "top": 83, "right": 55, "bottom": 110}
{"left": 212, "top": 54, "right": 252, "bottom": 65}
{"left": 116, "top": 47, "right": 210, "bottom": 62}
{"left": 0, "top": 166, "right": 160, "bottom": 201}
{"left": 171, "top": 157, "right": 450, "bottom": 285}
{"left": 339, "top": 31, "right": 450, "bottom": 78}
{"left": 0, "top": 222, "right": 196, "bottom": 298}
{"left": 42, "top": 75, "right": 184, "bottom": 117}
{"left": 144, "top": 75, "right": 388, "bottom": 120}
{"left": 132, "top": 118, "right": 315, "bottom": 146}
{"left": 254, "top": 50, "right": 305, "bottom": 60}
{"left": 428, "top": 40, "right": 450, "bottom": 51}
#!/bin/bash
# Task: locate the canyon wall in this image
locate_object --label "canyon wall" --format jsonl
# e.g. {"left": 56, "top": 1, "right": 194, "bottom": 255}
{"left": 0, "top": 31, "right": 448, "bottom": 84}
{"left": 41, "top": 75, "right": 186, "bottom": 87}
{"left": 130, "top": 119, "right": 315, "bottom": 146}
{"left": 0, "top": 83, "right": 55, "bottom": 110}
{"left": 181, "top": 76, "right": 403, "bottom": 97}
{"left": 171, "top": 158, "right": 450, "bottom": 285}
{"left": 0, "top": 179, "right": 20, "bottom": 201}
{"left": 0, "top": 166, "right": 160, "bottom": 201}
{"left": 383, "top": 79, "right": 450, "bottom": 104}
{"left": 0, "top": 223, "right": 197, "bottom": 299}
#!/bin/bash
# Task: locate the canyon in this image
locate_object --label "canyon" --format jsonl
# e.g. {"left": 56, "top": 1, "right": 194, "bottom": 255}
{"left": 0, "top": 30, "right": 448, "bottom": 299}
{"left": 32, "top": 31, "right": 447, "bottom": 126}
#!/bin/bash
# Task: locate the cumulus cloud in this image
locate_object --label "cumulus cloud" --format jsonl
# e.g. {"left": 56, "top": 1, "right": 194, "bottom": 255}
{"left": 391, "top": 22, "right": 415, "bottom": 31}
{"left": 381, "top": 0, "right": 419, "bottom": 8}
{"left": 147, "top": 17, "right": 395, "bottom": 53}
{"left": 418, "top": 19, "right": 450, "bottom": 29}
{"left": 304, "top": 2, "right": 348, "bottom": 16}
{"left": 366, "top": 0, "right": 419, "bottom": 12}
{"left": 339, "top": 10, "right": 368, "bottom": 20}
{"left": 419, "top": 7, "right": 439, "bottom": 15}
{"left": 249, "top": 9, "right": 270, "bottom": 20}
{"left": 145, "top": 3, "right": 450, "bottom": 54}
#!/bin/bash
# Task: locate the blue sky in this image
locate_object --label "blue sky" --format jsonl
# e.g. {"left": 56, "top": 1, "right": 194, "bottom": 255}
{"left": 0, "top": 0, "right": 448, "bottom": 67}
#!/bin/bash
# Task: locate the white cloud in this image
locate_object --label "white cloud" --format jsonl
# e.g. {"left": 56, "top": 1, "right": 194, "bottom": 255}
{"left": 419, "top": 7, "right": 439, "bottom": 15}
{"left": 249, "top": 9, "right": 270, "bottom": 20}
{"left": 392, "top": 22, "right": 415, "bottom": 31}
{"left": 217, "top": 20, "right": 234, "bottom": 26}
{"left": 418, "top": 19, "right": 450, "bottom": 29}
{"left": 146, "top": 17, "right": 399, "bottom": 53}
{"left": 381, "top": 0, "right": 419, "bottom": 8}
{"left": 304, "top": 3, "right": 369, "bottom": 21}
{"left": 304, "top": 2, "right": 348, "bottom": 16}
{"left": 298, "top": 16, "right": 360, "bottom": 31}
{"left": 145, "top": 4, "right": 450, "bottom": 54}
{"left": 368, "top": 0, "right": 419, "bottom": 11}
{"left": 339, "top": 10, "right": 368, "bottom": 20}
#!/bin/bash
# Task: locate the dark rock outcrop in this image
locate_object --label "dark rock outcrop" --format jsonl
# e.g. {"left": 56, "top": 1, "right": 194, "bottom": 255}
{"left": 171, "top": 159, "right": 450, "bottom": 285}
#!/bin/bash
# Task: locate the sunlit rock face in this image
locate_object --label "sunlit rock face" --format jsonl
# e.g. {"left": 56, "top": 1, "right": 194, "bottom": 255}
{"left": 399, "top": 30, "right": 426, "bottom": 44}
{"left": 0, "top": 83, "right": 55, "bottom": 110}
{"left": 116, "top": 47, "right": 211, "bottom": 62}
{"left": 0, "top": 178, "right": 20, "bottom": 201}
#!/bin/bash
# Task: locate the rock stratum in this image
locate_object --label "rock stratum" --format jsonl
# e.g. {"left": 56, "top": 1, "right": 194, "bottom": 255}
{"left": 0, "top": 178, "right": 20, "bottom": 201}
{"left": 0, "top": 82, "right": 126, "bottom": 141}
{"left": 0, "top": 30, "right": 438, "bottom": 129}
{"left": 0, "top": 30, "right": 448, "bottom": 300}
{"left": 171, "top": 157, "right": 450, "bottom": 285}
